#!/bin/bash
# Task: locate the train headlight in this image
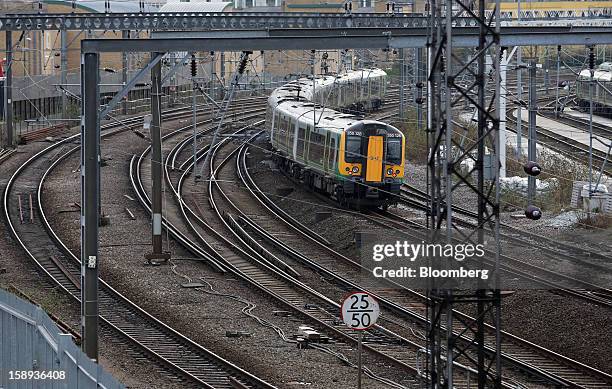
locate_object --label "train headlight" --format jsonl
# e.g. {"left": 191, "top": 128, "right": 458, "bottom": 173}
{"left": 387, "top": 168, "right": 393, "bottom": 175}
{"left": 352, "top": 166, "right": 359, "bottom": 173}
{"left": 395, "top": 169, "right": 400, "bottom": 174}
{"left": 345, "top": 167, "right": 350, "bottom": 172}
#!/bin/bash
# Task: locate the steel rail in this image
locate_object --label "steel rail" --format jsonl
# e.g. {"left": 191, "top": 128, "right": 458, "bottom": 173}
{"left": 3, "top": 102, "right": 277, "bottom": 389}
{"left": 137, "top": 125, "right": 443, "bottom": 386}
{"left": 236, "top": 137, "right": 612, "bottom": 388}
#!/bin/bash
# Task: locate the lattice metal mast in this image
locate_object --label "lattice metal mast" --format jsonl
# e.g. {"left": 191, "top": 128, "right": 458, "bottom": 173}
{"left": 426, "top": 0, "right": 502, "bottom": 386}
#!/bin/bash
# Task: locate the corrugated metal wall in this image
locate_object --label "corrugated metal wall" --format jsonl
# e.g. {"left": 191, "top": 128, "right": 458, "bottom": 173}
{"left": 0, "top": 288, "right": 124, "bottom": 389}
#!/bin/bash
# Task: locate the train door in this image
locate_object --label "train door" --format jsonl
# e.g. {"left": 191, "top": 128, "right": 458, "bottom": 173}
{"left": 305, "top": 125, "right": 312, "bottom": 163}
{"left": 365, "top": 136, "right": 383, "bottom": 182}
{"left": 270, "top": 110, "right": 276, "bottom": 146}
{"left": 291, "top": 119, "right": 299, "bottom": 159}
{"left": 322, "top": 132, "right": 329, "bottom": 172}
{"left": 327, "top": 135, "right": 337, "bottom": 173}
{"left": 286, "top": 117, "right": 293, "bottom": 154}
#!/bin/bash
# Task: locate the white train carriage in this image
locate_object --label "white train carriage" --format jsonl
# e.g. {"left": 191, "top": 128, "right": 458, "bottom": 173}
{"left": 576, "top": 62, "right": 612, "bottom": 114}
{"left": 265, "top": 69, "right": 404, "bottom": 209}
{"left": 281, "top": 68, "right": 387, "bottom": 113}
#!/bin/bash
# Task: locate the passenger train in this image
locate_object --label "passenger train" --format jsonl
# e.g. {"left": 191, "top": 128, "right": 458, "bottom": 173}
{"left": 298, "top": 68, "right": 388, "bottom": 113}
{"left": 265, "top": 69, "right": 405, "bottom": 209}
{"left": 577, "top": 62, "right": 612, "bottom": 115}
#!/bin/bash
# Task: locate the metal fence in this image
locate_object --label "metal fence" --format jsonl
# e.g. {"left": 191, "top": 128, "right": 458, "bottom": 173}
{"left": 0, "top": 288, "right": 124, "bottom": 389}
{"left": 0, "top": 68, "right": 291, "bottom": 138}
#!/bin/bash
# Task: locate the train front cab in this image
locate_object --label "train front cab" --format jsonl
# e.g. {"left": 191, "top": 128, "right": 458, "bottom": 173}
{"left": 338, "top": 123, "right": 404, "bottom": 207}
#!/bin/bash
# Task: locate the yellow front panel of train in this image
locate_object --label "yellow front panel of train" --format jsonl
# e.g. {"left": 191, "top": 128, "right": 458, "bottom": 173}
{"left": 366, "top": 136, "right": 383, "bottom": 182}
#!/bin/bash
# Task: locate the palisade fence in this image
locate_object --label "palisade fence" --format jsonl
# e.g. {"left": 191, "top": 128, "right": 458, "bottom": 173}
{"left": 0, "top": 288, "right": 124, "bottom": 389}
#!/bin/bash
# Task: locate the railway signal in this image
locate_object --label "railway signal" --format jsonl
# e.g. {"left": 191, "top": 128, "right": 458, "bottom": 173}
{"left": 191, "top": 54, "right": 197, "bottom": 78}
{"left": 524, "top": 161, "right": 542, "bottom": 220}
{"left": 341, "top": 292, "right": 380, "bottom": 389}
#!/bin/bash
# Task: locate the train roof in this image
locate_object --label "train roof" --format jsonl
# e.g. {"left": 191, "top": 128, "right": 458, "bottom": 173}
{"left": 268, "top": 68, "right": 397, "bottom": 135}
{"left": 275, "top": 100, "right": 362, "bottom": 133}
{"left": 273, "top": 68, "right": 386, "bottom": 102}
{"left": 273, "top": 100, "right": 400, "bottom": 136}
{"left": 578, "top": 63, "right": 612, "bottom": 81}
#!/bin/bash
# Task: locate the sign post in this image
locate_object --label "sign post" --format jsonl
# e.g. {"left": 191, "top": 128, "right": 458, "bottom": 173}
{"left": 341, "top": 292, "right": 380, "bottom": 389}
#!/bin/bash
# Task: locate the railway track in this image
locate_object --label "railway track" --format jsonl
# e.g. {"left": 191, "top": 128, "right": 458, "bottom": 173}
{"left": 231, "top": 134, "right": 612, "bottom": 388}
{"left": 541, "top": 110, "right": 612, "bottom": 140}
{"left": 506, "top": 110, "right": 612, "bottom": 177}
{"left": 4, "top": 101, "right": 277, "bottom": 389}
{"left": 396, "top": 185, "right": 612, "bottom": 306}
{"left": 0, "top": 147, "right": 16, "bottom": 164}
{"left": 173, "top": 128, "right": 595, "bottom": 387}
{"left": 132, "top": 113, "right": 435, "bottom": 387}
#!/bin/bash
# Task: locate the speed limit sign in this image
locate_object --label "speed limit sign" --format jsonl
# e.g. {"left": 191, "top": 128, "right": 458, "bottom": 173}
{"left": 341, "top": 292, "right": 380, "bottom": 330}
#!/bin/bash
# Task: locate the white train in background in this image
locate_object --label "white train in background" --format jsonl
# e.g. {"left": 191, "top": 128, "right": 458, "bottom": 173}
{"left": 284, "top": 68, "right": 388, "bottom": 113}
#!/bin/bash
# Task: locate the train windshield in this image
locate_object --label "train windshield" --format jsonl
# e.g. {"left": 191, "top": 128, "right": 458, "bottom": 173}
{"left": 386, "top": 138, "right": 402, "bottom": 165}
{"left": 345, "top": 135, "right": 362, "bottom": 162}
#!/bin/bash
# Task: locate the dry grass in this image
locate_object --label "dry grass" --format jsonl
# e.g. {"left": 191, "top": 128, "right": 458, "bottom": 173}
{"left": 576, "top": 211, "right": 612, "bottom": 229}
{"left": 391, "top": 109, "right": 428, "bottom": 163}
{"left": 505, "top": 146, "right": 590, "bottom": 212}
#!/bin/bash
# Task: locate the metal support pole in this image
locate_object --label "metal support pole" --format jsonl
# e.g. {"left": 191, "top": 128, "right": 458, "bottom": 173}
{"left": 516, "top": 46, "right": 522, "bottom": 159}
{"left": 416, "top": 47, "right": 423, "bottom": 130}
{"left": 446, "top": 302, "right": 453, "bottom": 388}
{"left": 192, "top": 54, "right": 198, "bottom": 182}
{"left": 312, "top": 50, "right": 316, "bottom": 126}
{"left": 476, "top": 2, "right": 487, "bottom": 387}
{"left": 516, "top": 0, "right": 522, "bottom": 158}
{"left": 220, "top": 52, "right": 225, "bottom": 87}
{"left": 399, "top": 48, "right": 405, "bottom": 119}
{"left": 357, "top": 332, "right": 363, "bottom": 389}
{"left": 81, "top": 52, "right": 100, "bottom": 361}
{"left": 100, "top": 53, "right": 164, "bottom": 119}
{"left": 121, "top": 30, "right": 129, "bottom": 115}
{"left": 145, "top": 53, "right": 170, "bottom": 264}
{"left": 210, "top": 51, "right": 216, "bottom": 100}
{"left": 544, "top": 47, "right": 550, "bottom": 94}
{"left": 588, "top": 46, "right": 595, "bottom": 196}
{"left": 262, "top": 50, "right": 266, "bottom": 90}
{"left": 500, "top": 48, "right": 507, "bottom": 178}
{"left": 555, "top": 45, "right": 561, "bottom": 117}
{"left": 33, "top": 31, "right": 39, "bottom": 75}
{"left": 528, "top": 61, "right": 537, "bottom": 205}
{"left": 5, "top": 32, "right": 13, "bottom": 148}
{"left": 60, "top": 29, "right": 68, "bottom": 120}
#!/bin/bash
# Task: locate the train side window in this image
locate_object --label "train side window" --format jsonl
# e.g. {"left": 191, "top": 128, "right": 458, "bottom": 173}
{"left": 297, "top": 125, "right": 306, "bottom": 158}
{"left": 309, "top": 132, "right": 325, "bottom": 166}
{"left": 345, "top": 135, "right": 362, "bottom": 162}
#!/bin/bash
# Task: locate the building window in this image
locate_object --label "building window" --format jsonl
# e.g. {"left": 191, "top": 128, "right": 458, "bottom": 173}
{"left": 360, "top": 0, "right": 373, "bottom": 7}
